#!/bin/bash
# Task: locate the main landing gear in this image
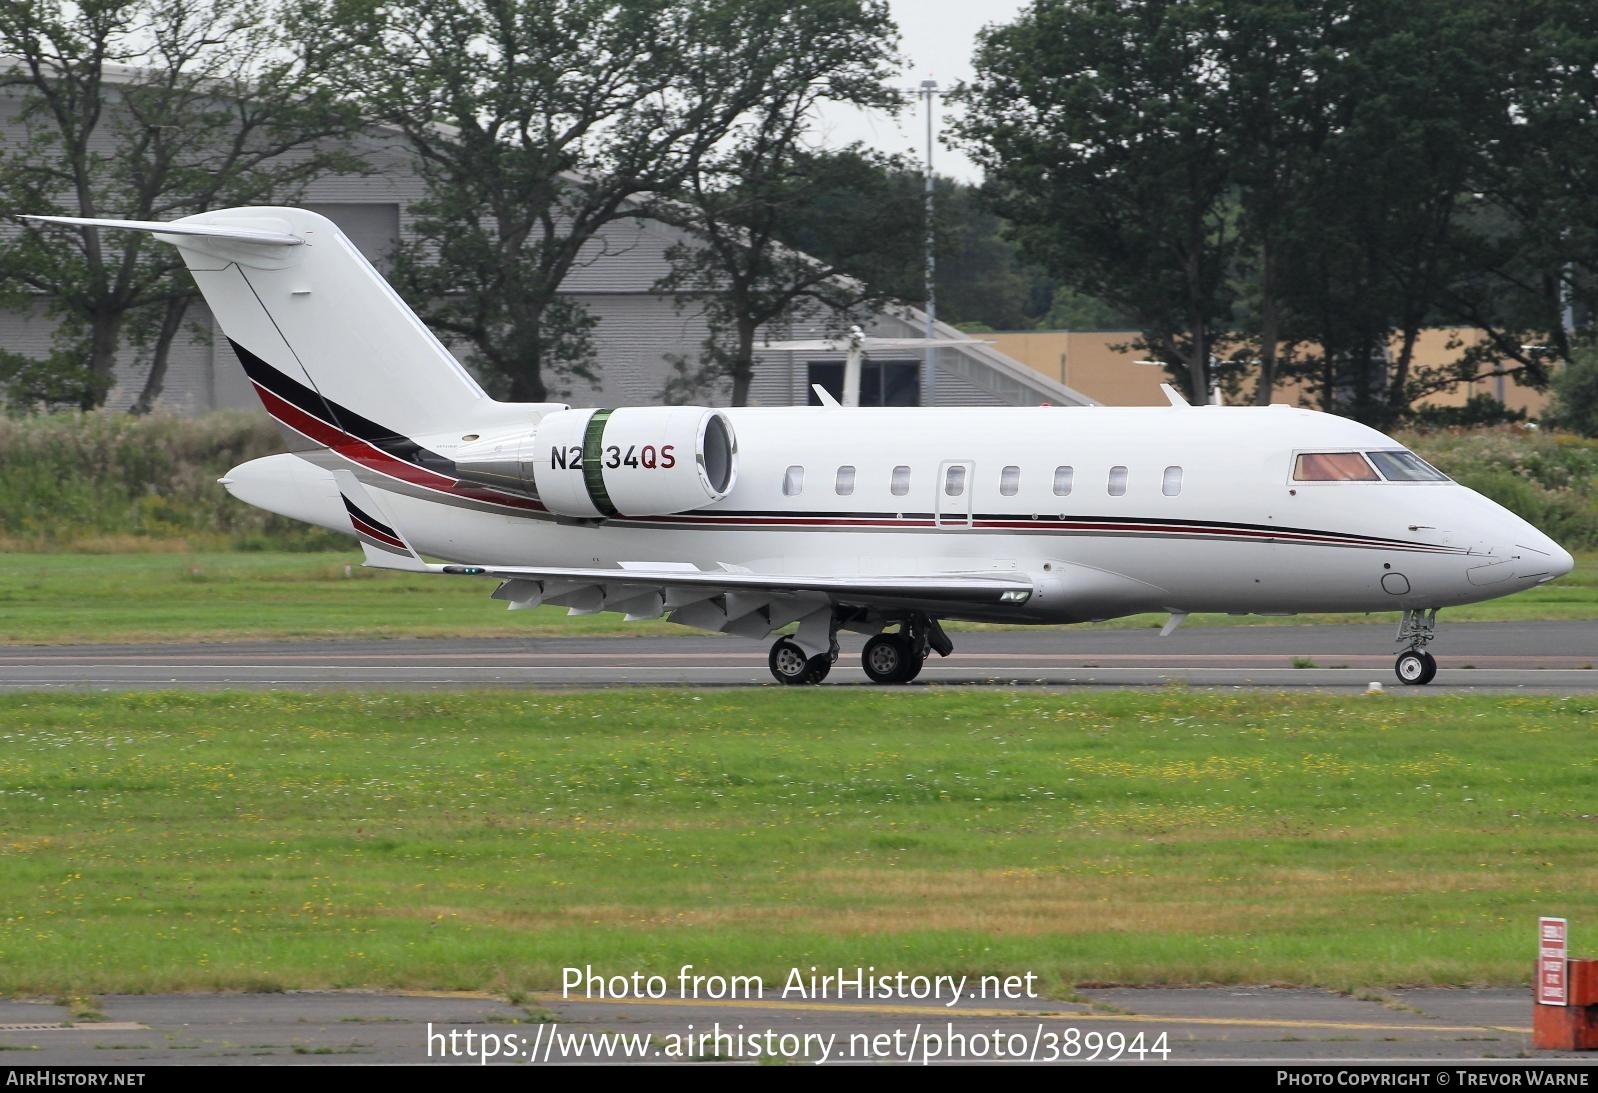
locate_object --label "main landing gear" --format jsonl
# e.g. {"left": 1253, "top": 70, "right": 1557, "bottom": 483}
{"left": 861, "top": 614, "right": 953, "bottom": 685}
{"left": 1393, "top": 607, "right": 1439, "bottom": 686}
{"left": 768, "top": 637, "right": 835, "bottom": 685}
{"left": 765, "top": 612, "right": 953, "bottom": 686}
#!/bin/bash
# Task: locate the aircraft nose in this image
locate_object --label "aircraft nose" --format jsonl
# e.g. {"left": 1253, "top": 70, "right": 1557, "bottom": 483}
{"left": 1514, "top": 537, "right": 1575, "bottom": 583}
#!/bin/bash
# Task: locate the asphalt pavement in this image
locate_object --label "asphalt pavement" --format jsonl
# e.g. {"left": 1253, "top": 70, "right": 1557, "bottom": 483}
{"left": 0, "top": 620, "right": 1592, "bottom": 692}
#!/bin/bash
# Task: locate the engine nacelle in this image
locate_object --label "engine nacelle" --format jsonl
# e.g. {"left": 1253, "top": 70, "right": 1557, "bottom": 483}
{"left": 451, "top": 407, "right": 737, "bottom": 518}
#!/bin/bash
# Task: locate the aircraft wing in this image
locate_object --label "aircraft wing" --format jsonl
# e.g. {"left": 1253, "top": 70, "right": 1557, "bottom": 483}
{"left": 330, "top": 470, "right": 1031, "bottom": 643}
{"left": 443, "top": 561, "right": 1032, "bottom": 640}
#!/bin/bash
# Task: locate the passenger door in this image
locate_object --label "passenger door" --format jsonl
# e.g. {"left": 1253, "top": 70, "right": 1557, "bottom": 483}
{"left": 935, "top": 460, "right": 974, "bottom": 528}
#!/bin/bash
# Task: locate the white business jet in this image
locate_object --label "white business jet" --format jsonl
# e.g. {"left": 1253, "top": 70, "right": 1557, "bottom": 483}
{"left": 27, "top": 208, "right": 1575, "bottom": 686}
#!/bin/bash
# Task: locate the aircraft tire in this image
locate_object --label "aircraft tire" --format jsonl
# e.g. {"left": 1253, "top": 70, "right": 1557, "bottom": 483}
{"left": 862, "top": 634, "right": 916, "bottom": 685}
{"left": 1417, "top": 650, "right": 1437, "bottom": 684}
{"left": 1395, "top": 649, "right": 1436, "bottom": 686}
{"left": 770, "top": 638, "right": 825, "bottom": 685}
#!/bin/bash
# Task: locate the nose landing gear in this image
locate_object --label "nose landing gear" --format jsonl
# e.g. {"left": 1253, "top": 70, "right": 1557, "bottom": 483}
{"left": 1393, "top": 607, "right": 1439, "bottom": 685}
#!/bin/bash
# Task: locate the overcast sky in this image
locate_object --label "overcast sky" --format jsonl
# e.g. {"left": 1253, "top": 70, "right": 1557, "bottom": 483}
{"left": 811, "top": 0, "right": 1031, "bottom": 183}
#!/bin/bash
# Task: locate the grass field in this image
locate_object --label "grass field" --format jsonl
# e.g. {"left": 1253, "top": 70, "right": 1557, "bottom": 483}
{"left": 1, "top": 550, "right": 1593, "bottom": 645}
{"left": 0, "top": 689, "right": 1591, "bottom": 996}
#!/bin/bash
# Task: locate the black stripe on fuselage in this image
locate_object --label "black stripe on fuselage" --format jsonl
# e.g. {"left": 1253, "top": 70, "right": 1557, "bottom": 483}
{"left": 227, "top": 338, "right": 457, "bottom": 474}
{"left": 220, "top": 339, "right": 1462, "bottom": 557}
{"left": 609, "top": 509, "right": 1461, "bottom": 552}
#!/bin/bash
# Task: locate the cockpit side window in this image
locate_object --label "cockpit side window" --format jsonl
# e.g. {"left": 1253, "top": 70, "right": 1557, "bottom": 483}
{"left": 1293, "top": 452, "right": 1380, "bottom": 482}
{"left": 1366, "top": 450, "right": 1450, "bottom": 482}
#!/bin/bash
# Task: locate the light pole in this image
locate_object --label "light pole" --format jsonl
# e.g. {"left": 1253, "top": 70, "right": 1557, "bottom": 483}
{"left": 919, "top": 78, "right": 938, "bottom": 407}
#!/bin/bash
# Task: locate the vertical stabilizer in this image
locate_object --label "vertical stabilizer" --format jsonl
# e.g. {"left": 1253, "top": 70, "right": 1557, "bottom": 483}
{"left": 27, "top": 208, "right": 488, "bottom": 450}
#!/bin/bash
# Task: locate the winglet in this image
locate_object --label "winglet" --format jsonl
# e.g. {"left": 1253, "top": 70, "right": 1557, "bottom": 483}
{"left": 331, "top": 470, "right": 428, "bottom": 571}
{"left": 1159, "top": 383, "right": 1190, "bottom": 407}
{"left": 810, "top": 383, "right": 841, "bottom": 408}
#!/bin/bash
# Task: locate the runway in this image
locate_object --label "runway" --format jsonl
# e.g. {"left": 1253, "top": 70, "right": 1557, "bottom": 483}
{"left": 1, "top": 620, "right": 1593, "bottom": 691}
{"left": 0, "top": 986, "right": 1581, "bottom": 1065}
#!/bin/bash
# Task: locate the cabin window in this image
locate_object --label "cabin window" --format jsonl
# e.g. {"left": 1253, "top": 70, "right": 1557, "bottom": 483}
{"left": 891, "top": 465, "right": 911, "bottom": 496}
{"left": 835, "top": 465, "right": 856, "bottom": 496}
{"left": 1366, "top": 450, "right": 1449, "bottom": 482}
{"left": 1293, "top": 452, "right": 1379, "bottom": 482}
{"left": 944, "top": 465, "right": 967, "bottom": 497}
{"left": 1162, "top": 466, "right": 1183, "bottom": 496}
{"left": 783, "top": 465, "right": 805, "bottom": 496}
{"left": 1052, "top": 466, "right": 1074, "bottom": 496}
{"left": 1107, "top": 465, "right": 1128, "bottom": 496}
{"left": 1000, "top": 465, "right": 1020, "bottom": 496}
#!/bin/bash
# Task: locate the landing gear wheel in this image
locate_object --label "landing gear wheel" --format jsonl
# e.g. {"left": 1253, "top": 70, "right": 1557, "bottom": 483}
{"left": 1395, "top": 649, "right": 1437, "bottom": 686}
{"left": 862, "top": 634, "right": 920, "bottom": 685}
{"left": 769, "top": 639, "right": 828, "bottom": 685}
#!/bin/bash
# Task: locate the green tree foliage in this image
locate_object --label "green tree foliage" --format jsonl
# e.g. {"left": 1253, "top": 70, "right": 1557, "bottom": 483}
{"left": 954, "top": 0, "right": 1596, "bottom": 422}
{"left": 1547, "top": 345, "right": 1598, "bottom": 437}
{"left": 0, "top": 0, "right": 360, "bottom": 412}
{"left": 952, "top": 0, "right": 1240, "bottom": 402}
{"left": 317, "top": 0, "right": 868, "bottom": 403}
{"left": 658, "top": 147, "right": 924, "bottom": 406}
{"left": 647, "top": 1, "right": 910, "bottom": 406}
{"left": 933, "top": 179, "right": 1065, "bottom": 332}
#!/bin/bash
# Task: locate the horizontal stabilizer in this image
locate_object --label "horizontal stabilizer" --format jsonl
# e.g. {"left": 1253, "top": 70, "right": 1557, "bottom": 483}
{"left": 22, "top": 214, "right": 304, "bottom": 247}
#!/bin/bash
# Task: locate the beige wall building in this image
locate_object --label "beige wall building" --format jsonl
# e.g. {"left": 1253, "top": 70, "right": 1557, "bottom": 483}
{"left": 989, "top": 328, "right": 1553, "bottom": 416}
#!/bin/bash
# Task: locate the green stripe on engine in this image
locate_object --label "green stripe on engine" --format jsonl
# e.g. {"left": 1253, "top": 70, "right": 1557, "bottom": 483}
{"left": 581, "top": 408, "right": 617, "bottom": 516}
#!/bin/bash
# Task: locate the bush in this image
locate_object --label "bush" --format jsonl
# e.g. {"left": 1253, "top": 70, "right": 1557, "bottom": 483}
{"left": 1546, "top": 351, "right": 1598, "bottom": 438}
{"left": 1402, "top": 427, "right": 1598, "bottom": 550}
{"left": 0, "top": 411, "right": 344, "bottom": 551}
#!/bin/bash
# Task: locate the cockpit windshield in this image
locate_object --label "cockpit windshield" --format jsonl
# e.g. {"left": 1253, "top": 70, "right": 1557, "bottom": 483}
{"left": 1293, "top": 450, "right": 1450, "bottom": 483}
{"left": 1365, "top": 450, "right": 1449, "bottom": 482}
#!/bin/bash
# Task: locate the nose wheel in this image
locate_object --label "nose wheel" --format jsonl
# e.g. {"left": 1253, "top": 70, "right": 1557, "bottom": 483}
{"left": 1393, "top": 608, "right": 1440, "bottom": 685}
{"left": 1394, "top": 649, "right": 1437, "bottom": 686}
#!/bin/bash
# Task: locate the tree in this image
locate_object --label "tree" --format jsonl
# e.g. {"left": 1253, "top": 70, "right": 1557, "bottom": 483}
{"left": 1270, "top": 0, "right": 1520, "bottom": 426}
{"left": 658, "top": 145, "right": 925, "bottom": 405}
{"left": 642, "top": 0, "right": 906, "bottom": 407}
{"left": 0, "top": 0, "right": 361, "bottom": 411}
{"left": 1547, "top": 344, "right": 1598, "bottom": 437}
{"left": 316, "top": 0, "right": 869, "bottom": 403}
{"left": 954, "top": 0, "right": 1577, "bottom": 423}
{"left": 952, "top": 0, "right": 1240, "bottom": 402}
{"left": 1436, "top": 0, "right": 1598, "bottom": 391}
{"left": 933, "top": 179, "right": 1064, "bottom": 332}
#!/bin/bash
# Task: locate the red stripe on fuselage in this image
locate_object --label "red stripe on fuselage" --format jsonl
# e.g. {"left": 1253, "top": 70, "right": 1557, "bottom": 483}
{"left": 250, "top": 380, "right": 547, "bottom": 514}
{"left": 247, "top": 380, "right": 1459, "bottom": 556}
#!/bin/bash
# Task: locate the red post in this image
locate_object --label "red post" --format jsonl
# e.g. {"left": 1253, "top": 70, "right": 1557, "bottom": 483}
{"left": 1534, "top": 958, "right": 1598, "bottom": 1050}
